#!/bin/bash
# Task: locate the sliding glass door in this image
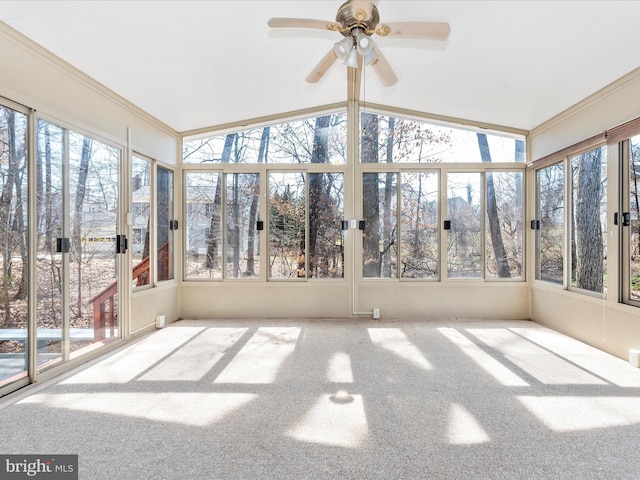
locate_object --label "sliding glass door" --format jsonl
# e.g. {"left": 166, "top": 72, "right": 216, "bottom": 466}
{"left": 35, "top": 119, "right": 121, "bottom": 374}
{"left": 0, "top": 104, "right": 28, "bottom": 389}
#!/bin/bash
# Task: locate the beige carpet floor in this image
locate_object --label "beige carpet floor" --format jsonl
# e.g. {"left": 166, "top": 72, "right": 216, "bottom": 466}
{"left": 1, "top": 318, "right": 640, "bottom": 479}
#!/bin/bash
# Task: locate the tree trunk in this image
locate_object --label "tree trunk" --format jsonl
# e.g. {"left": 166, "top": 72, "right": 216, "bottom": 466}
{"left": 41, "top": 123, "right": 61, "bottom": 325}
{"left": 308, "top": 115, "right": 331, "bottom": 277}
{"left": 382, "top": 117, "right": 395, "bottom": 277}
{"left": 631, "top": 148, "right": 640, "bottom": 256}
{"left": 45, "top": 124, "right": 54, "bottom": 250}
{"left": 477, "top": 133, "right": 511, "bottom": 277}
{"left": 231, "top": 173, "right": 240, "bottom": 276}
{"left": 575, "top": 149, "right": 603, "bottom": 292}
{"left": 13, "top": 152, "right": 27, "bottom": 300}
{"left": 361, "top": 113, "right": 381, "bottom": 277}
{"left": 245, "top": 173, "right": 259, "bottom": 276}
{"left": 0, "top": 110, "right": 17, "bottom": 323}
{"left": 245, "top": 128, "right": 269, "bottom": 276}
{"left": 72, "top": 137, "right": 91, "bottom": 318}
{"left": 205, "top": 133, "right": 235, "bottom": 269}
{"left": 514, "top": 139, "right": 524, "bottom": 271}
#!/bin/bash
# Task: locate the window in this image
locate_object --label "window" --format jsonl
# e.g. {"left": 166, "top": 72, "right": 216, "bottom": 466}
{"left": 362, "top": 172, "right": 398, "bottom": 279}
{"left": 185, "top": 171, "right": 222, "bottom": 279}
{"left": 486, "top": 171, "right": 523, "bottom": 280}
{"left": 536, "top": 163, "right": 564, "bottom": 284}
{"left": 362, "top": 171, "right": 444, "bottom": 280}
{"left": 184, "top": 109, "right": 523, "bottom": 284}
{"left": 625, "top": 135, "right": 640, "bottom": 302}
{"left": 157, "top": 166, "right": 174, "bottom": 282}
{"left": 0, "top": 104, "right": 28, "bottom": 388}
{"left": 447, "top": 173, "right": 482, "bottom": 278}
{"left": 184, "top": 111, "right": 347, "bottom": 281}
{"left": 359, "top": 112, "right": 525, "bottom": 163}
{"left": 184, "top": 171, "right": 224, "bottom": 279}
{"left": 269, "top": 172, "right": 344, "bottom": 279}
{"left": 400, "top": 172, "right": 439, "bottom": 279}
{"left": 183, "top": 112, "right": 347, "bottom": 165}
{"left": 532, "top": 147, "right": 606, "bottom": 293}
{"left": 226, "top": 173, "right": 260, "bottom": 279}
{"left": 132, "top": 156, "right": 151, "bottom": 287}
{"left": 570, "top": 146, "right": 607, "bottom": 294}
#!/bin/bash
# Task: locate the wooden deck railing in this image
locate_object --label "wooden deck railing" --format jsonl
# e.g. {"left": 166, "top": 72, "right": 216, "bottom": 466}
{"left": 91, "top": 243, "right": 169, "bottom": 340}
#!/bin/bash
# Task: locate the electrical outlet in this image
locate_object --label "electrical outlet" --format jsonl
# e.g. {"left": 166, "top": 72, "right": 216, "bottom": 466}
{"left": 373, "top": 308, "right": 380, "bottom": 319}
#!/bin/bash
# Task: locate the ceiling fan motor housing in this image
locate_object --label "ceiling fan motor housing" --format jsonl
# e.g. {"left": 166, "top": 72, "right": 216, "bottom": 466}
{"left": 336, "top": 0, "right": 379, "bottom": 36}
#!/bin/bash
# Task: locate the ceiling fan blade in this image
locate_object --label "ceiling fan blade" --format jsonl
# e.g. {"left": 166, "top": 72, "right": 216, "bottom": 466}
{"left": 268, "top": 17, "right": 342, "bottom": 32}
{"left": 377, "top": 21, "right": 451, "bottom": 41}
{"left": 306, "top": 49, "right": 339, "bottom": 84}
{"left": 370, "top": 45, "right": 398, "bottom": 87}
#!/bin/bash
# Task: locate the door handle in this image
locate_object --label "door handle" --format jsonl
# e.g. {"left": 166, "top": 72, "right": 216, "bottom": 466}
{"left": 55, "top": 237, "right": 70, "bottom": 253}
{"left": 116, "top": 234, "right": 128, "bottom": 254}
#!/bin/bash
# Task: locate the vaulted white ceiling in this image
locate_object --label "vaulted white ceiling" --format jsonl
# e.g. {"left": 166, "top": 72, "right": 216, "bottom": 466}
{"left": 2, "top": 1, "right": 640, "bottom": 133}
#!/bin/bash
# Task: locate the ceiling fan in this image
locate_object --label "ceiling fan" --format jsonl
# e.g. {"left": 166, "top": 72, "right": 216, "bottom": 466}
{"left": 267, "top": 0, "right": 450, "bottom": 87}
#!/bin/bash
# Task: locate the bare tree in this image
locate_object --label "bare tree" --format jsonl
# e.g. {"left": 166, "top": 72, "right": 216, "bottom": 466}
{"left": 12, "top": 146, "right": 27, "bottom": 300}
{"left": 0, "top": 110, "right": 17, "bottom": 322}
{"left": 205, "top": 133, "right": 236, "bottom": 269}
{"left": 71, "top": 137, "right": 92, "bottom": 318}
{"left": 573, "top": 149, "right": 603, "bottom": 292}
{"left": 308, "top": 115, "right": 331, "bottom": 277}
{"left": 630, "top": 144, "right": 640, "bottom": 258}
{"left": 245, "top": 127, "right": 269, "bottom": 276}
{"left": 361, "top": 113, "right": 381, "bottom": 277}
{"left": 477, "top": 133, "right": 510, "bottom": 278}
{"left": 381, "top": 117, "right": 395, "bottom": 277}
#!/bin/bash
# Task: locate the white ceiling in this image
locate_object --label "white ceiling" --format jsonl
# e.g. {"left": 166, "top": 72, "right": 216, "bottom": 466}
{"left": 2, "top": 1, "right": 640, "bottom": 133}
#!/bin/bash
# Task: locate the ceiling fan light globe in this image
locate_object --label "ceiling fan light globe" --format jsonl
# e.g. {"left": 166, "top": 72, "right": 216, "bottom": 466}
{"left": 334, "top": 36, "right": 353, "bottom": 60}
{"left": 356, "top": 34, "right": 374, "bottom": 56}
{"left": 343, "top": 45, "right": 358, "bottom": 68}
{"left": 363, "top": 49, "right": 378, "bottom": 66}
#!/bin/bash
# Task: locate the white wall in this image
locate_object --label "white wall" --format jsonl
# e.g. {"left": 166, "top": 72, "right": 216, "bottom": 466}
{"left": 180, "top": 282, "right": 529, "bottom": 321}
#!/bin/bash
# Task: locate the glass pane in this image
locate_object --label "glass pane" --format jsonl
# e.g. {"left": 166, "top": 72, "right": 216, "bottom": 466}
{"left": 486, "top": 171, "right": 523, "bottom": 280}
{"left": 157, "top": 166, "right": 174, "bottom": 282}
{"left": 400, "top": 172, "right": 439, "bottom": 279}
{"left": 185, "top": 172, "right": 222, "bottom": 279}
{"left": 571, "top": 147, "right": 606, "bottom": 293}
{"left": 0, "top": 106, "right": 28, "bottom": 388}
{"left": 360, "top": 111, "right": 526, "bottom": 163}
{"left": 362, "top": 172, "right": 398, "bottom": 278}
{"left": 536, "top": 163, "right": 564, "bottom": 283}
{"left": 447, "top": 173, "right": 482, "bottom": 278}
{"left": 225, "top": 173, "right": 260, "bottom": 279}
{"left": 269, "top": 172, "right": 305, "bottom": 279}
{"left": 309, "top": 173, "right": 344, "bottom": 278}
{"left": 69, "top": 132, "right": 119, "bottom": 347}
{"left": 183, "top": 112, "right": 347, "bottom": 165}
{"left": 131, "top": 156, "right": 151, "bottom": 287}
{"left": 36, "top": 119, "right": 64, "bottom": 370}
{"left": 629, "top": 136, "right": 640, "bottom": 300}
